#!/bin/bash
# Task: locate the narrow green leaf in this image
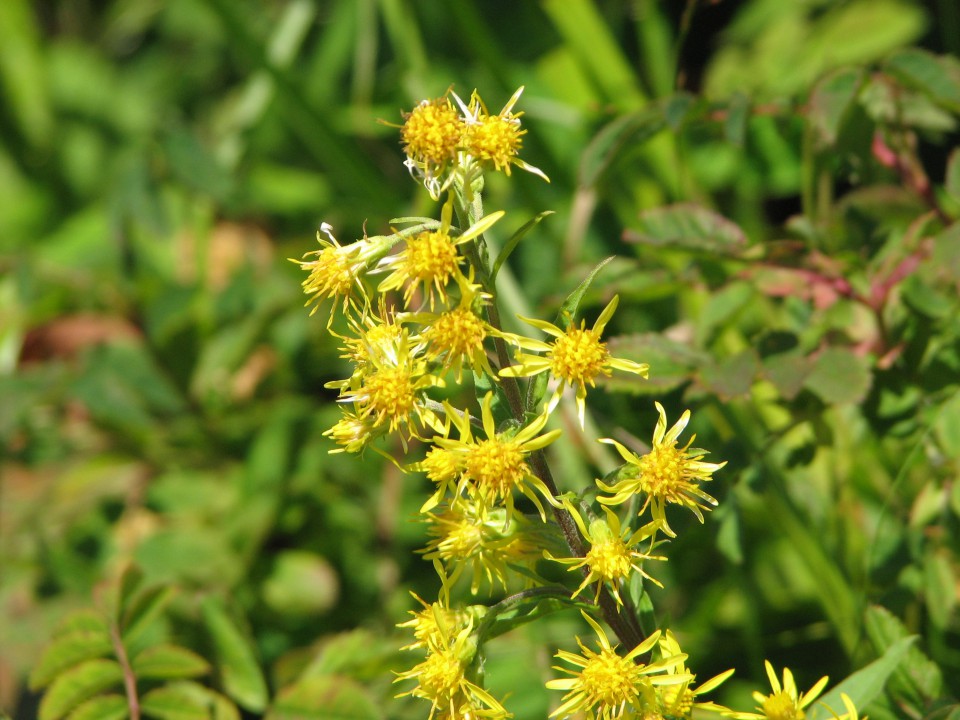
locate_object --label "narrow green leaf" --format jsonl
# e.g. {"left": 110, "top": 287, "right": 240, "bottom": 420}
{"left": 809, "top": 66, "right": 865, "bottom": 146}
{"left": 38, "top": 659, "right": 124, "bottom": 720}
{"left": 579, "top": 108, "right": 665, "bottom": 187}
{"left": 115, "top": 566, "right": 145, "bottom": 623}
{"left": 923, "top": 551, "right": 957, "bottom": 629}
{"left": 933, "top": 391, "right": 960, "bottom": 457}
{"left": 201, "top": 596, "right": 269, "bottom": 712}
{"left": 266, "top": 675, "right": 381, "bottom": 720}
{"left": 808, "top": 636, "right": 916, "bottom": 720}
{"left": 623, "top": 203, "right": 748, "bottom": 256}
{"left": 864, "top": 605, "right": 943, "bottom": 703}
{"left": 946, "top": 147, "right": 960, "bottom": 205}
{"left": 131, "top": 645, "right": 211, "bottom": 681}
{"left": 885, "top": 48, "right": 960, "bottom": 113}
{"left": 140, "top": 684, "right": 209, "bottom": 720}
{"left": 723, "top": 92, "right": 750, "bottom": 147}
{"left": 30, "top": 631, "right": 114, "bottom": 690}
{"left": 52, "top": 610, "right": 110, "bottom": 640}
{"left": 490, "top": 211, "right": 554, "bottom": 285}
{"left": 121, "top": 585, "right": 175, "bottom": 648}
{"left": 65, "top": 694, "right": 129, "bottom": 720}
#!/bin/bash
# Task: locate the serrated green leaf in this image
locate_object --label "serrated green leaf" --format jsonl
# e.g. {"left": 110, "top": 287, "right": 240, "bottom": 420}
{"left": 65, "top": 694, "right": 129, "bottom": 720}
{"left": 131, "top": 644, "right": 211, "bottom": 681}
{"left": 885, "top": 48, "right": 960, "bottom": 113}
{"left": 38, "top": 658, "right": 124, "bottom": 720}
{"left": 490, "top": 210, "right": 554, "bottom": 284}
{"left": 624, "top": 203, "right": 747, "bottom": 256}
{"left": 579, "top": 107, "right": 665, "bottom": 186}
{"left": 266, "top": 675, "right": 381, "bottom": 720}
{"left": 201, "top": 596, "right": 269, "bottom": 712}
{"left": 121, "top": 585, "right": 175, "bottom": 648}
{"left": 140, "top": 684, "right": 209, "bottom": 720}
{"left": 808, "top": 636, "right": 916, "bottom": 720}
{"left": 30, "top": 631, "right": 114, "bottom": 690}
{"left": 804, "top": 347, "right": 872, "bottom": 405}
{"left": 809, "top": 66, "right": 865, "bottom": 146}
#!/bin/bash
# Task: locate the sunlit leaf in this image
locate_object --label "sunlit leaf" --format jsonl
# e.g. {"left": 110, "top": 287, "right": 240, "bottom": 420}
{"left": 38, "top": 659, "right": 124, "bottom": 720}
{"left": 266, "top": 675, "right": 381, "bottom": 720}
{"left": 140, "top": 683, "right": 209, "bottom": 720}
{"left": 885, "top": 48, "right": 960, "bottom": 113}
{"left": 131, "top": 645, "right": 211, "bottom": 681}
{"left": 624, "top": 203, "right": 748, "bottom": 256}
{"left": 809, "top": 66, "right": 865, "bottom": 146}
{"left": 30, "top": 631, "right": 114, "bottom": 690}
{"left": 64, "top": 694, "right": 129, "bottom": 720}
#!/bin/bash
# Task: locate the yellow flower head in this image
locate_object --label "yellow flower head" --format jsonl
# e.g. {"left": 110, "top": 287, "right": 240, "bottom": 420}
{"left": 322, "top": 407, "right": 381, "bottom": 454}
{"left": 500, "top": 295, "right": 649, "bottom": 427}
{"left": 404, "top": 276, "right": 495, "bottom": 382}
{"left": 333, "top": 331, "right": 443, "bottom": 440}
{"left": 547, "top": 505, "right": 664, "bottom": 606}
{"left": 377, "top": 199, "right": 504, "bottom": 310}
{"left": 653, "top": 630, "right": 734, "bottom": 718}
{"left": 421, "top": 500, "right": 539, "bottom": 596}
{"left": 398, "top": 593, "right": 472, "bottom": 651}
{"left": 399, "top": 95, "right": 466, "bottom": 197}
{"left": 727, "top": 661, "right": 834, "bottom": 720}
{"left": 427, "top": 393, "right": 562, "bottom": 521}
{"left": 454, "top": 87, "right": 549, "bottom": 182}
{"left": 546, "top": 612, "right": 688, "bottom": 720}
{"left": 395, "top": 610, "right": 509, "bottom": 720}
{"left": 598, "top": 402, "right": 726, "bottom": 537}
{"left": 291, "top": 222, "right": 381, "bottom": 318}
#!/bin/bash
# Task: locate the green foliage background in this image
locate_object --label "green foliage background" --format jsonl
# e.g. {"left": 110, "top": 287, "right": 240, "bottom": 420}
{"left": 2, "top": 1, "right": 959, "bottom": 718}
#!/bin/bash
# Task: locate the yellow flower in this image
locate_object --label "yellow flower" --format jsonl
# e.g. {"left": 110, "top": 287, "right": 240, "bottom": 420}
{"left": 291, "top": 222, "right": 382, "bottom": 318}
{"left": 500, "top": 295, "right": 649, "bottom": 426}
{"left": 399, "top": 95, "right": 466, "bottom": 198}
{"left": 420, "top": 500, "right": 540, "bottom": 596}
{"left": 547, "top": 505, "right": 664, "bottom": 607}
{"left": 427, "top": 393, "right": 562, "bottom": 521}
{"left": 654, "top": 630, "right": 734, "bottom": 718}
{"left": 395, "top": 610, "right": 510, "bottom": 720}
{"left": 397, "top": 593, "right": 472, "bottom": 651}
{"left": 404, "top": 277, "right": 495, "bottom": 381}
{"left": 546, "top": 612, "right": 689, "bottom": 720}
{"left": 727, "top": 661, "right": 835, "bottom": 720}
{"left": 333, "top": 330, "right": 443, "bottom": 440}
{"left": 454, "top": 87, "right": 549, "bottom": 182}
{"left": 322, "top": 407, "right": 381, "bottom": 454}
{"left": 598, "top": 402, "right": 725, "bottom": 537}
{"left": 377, "top": 198, "right": 504, "bottom": 310}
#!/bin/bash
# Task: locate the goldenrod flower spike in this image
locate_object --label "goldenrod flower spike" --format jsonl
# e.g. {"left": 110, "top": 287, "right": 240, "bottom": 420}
{"left": 598, "top": 402, "right": 725, "bottom": 537}
{"left": 398, "top": 95, "right": 466, "bottom": 199}
{"left": 726, "top": 660, "right": 839, "bottom": 720}
{"left": 500, "top": 295, "right": 649, "bottom": 427}
{"left": 546, "top": 611, "right": 690, "bottom": 720}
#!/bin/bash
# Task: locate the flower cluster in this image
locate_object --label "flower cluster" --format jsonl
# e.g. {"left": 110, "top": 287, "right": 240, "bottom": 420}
{"left": 296, "top": 86, "right": 861, "bottom": 720}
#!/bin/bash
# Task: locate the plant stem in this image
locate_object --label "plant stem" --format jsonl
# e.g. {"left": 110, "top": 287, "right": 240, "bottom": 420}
{"left": 111, "top": 622, "right": 140, "bottom": 720}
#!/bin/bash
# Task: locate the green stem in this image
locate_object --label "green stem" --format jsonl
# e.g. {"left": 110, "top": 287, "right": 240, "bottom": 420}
{"left": 454, "top": 176, "right": 646, "bottom": 651}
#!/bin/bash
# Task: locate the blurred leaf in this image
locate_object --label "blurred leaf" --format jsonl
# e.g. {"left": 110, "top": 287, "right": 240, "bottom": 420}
{"left": 699, "top": 350, "right": 758, "bottom": 399}
{"left": 131, "top": 645, "right": 210, "bottom": 681}
{"left": 808, "top": 635, "right": 916, "bottom": 720}
{"left": 804, "top": 348, "right": 872, "bottom": 405}
{"left": 933, "top": 391, "right": 960, "bottom": 457}
{"left": 30, "top": 630, "right": 114, "bottom": 691}
{"left": 864, "top": 605, "right": 943, "bottom": 704}
{"left": 946, "top": 148, "right": 960, "bottom": 206}
{"left": 38, "top": 659, "right": 124, "bottom": 720}
{"left": 923, "top": 551, "right": 957, "bottom": 629}
{"left": 884, "top": 48, "right": 960, "bottom": 113}
{"left": 296, "top": 629, "right": 403, "bottom": 682}
{"left": 266, "top": 675, "right": 381, "bottom": 720}
{"left": 663, "top": 92, "right": 697, "bottom": 131}
{"left": 116, "top": 565, "right": 146, "bottom": 622}
{"left": 201, "top": 596, "right": 269, "bottom": 713}
{"left": 262, "top": 551, "right": 339, "bottom": 616}
{"left": 121, "top": 585, "right": 175, "bottom": 649}
{"left": 763, "top": 352, "right": 811, "bottom": 401}
{"left": 64, "top": 694, "right": 129, "bottom": 720}
{"left": 579, "top": 108, "right": 665, "bottom": 186}
{"left": 724, "top": 92, "right": 750, "bottom": 147}
{"left": 163, "top": 129, "right": 234, "bottom": 202}
{"left": 809, "top": 66, "right": 865, "bottom": 146}
{"left": 624, "top": 203, "right": 747, "bottom": 256}
{"left": 52, "top": 611, "right": 110, "bottom": 640}
{"left": 140, "top": 684, "right": 209, "bottom": 720}
{"left": 604, "top": 333, "right": 705, "bottom": 395}
{"left": 0, "top": 0, "right": 53, "bottom": 147}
